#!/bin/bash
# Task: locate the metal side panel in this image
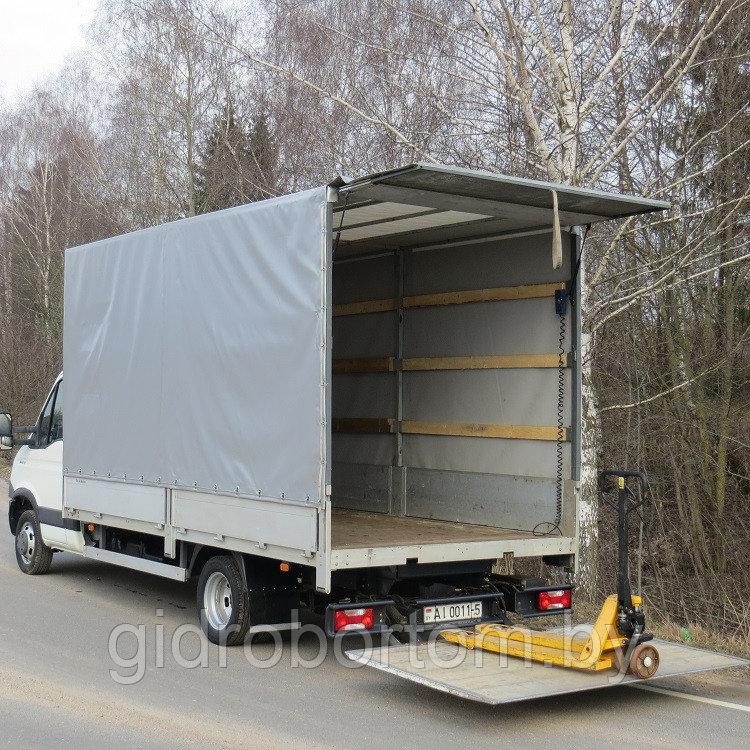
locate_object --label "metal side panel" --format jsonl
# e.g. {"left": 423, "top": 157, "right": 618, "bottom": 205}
{"left": 64, "top": 477, "right": 166, "bottom": 526}
{"left": 171, "top": 490, "right": 318, "bottom": 556}
{"left": 404, "top": 469, "right": 555, "bottom": 530}
{"left": 331, "top": 462, "right": 391, "bottom": 512}
{"left": 346, "top": 638, "right": 748, "bottom": 705}
{"left": 330, "top": 535, "right": 575, "bottom": 569}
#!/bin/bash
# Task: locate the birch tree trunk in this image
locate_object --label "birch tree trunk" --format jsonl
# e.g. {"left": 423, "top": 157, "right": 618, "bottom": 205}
{"left": 577, "top": 261, "right": 600, "bottom": 596}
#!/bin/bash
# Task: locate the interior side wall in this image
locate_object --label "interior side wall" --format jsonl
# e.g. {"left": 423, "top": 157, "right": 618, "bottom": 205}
{"left": 331, "top": 254, "right": 397, "bottom": 512}
{"left": 331, "top": 231, "right": 574, "bottom": 532}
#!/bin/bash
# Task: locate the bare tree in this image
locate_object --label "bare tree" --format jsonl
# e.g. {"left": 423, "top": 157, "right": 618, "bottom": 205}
{"left": 0, "top": 68, "right": 115, "bottom": 420}
{"left": 91, "top": 0, "right": 239, "bottom": 225}
{"left": 173, "top": 0, "right": 747, "bottom": 594}
{"left": 593, "top": 0, "right": 750, "bottom": 621}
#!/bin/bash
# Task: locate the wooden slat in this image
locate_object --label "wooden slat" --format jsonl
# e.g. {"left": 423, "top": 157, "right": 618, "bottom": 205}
{"left": 332, "top": 298, "right": 397, "bottom": 317}
{"left": 333, "top": 357, "right": 396, "bottom": 374}
{"left": 402, "top": 282, "right": 565, "bottom": 309}
{"left": 333, "top": 354, "right": 567, "bottom": 373}
{"left": 331, "top": 418, "right": 567, "bottom": 440}
{"left": 331, "top": 282, "right": 564, "bottom": 317}
{"left": 400, "top": 421, "right": 567, "bottom": 441}
{"left": 402, "top": 354, "right": 568, "bottom": 371}
{"left": 332, "top": 418, "right": 395, "bottom": 434}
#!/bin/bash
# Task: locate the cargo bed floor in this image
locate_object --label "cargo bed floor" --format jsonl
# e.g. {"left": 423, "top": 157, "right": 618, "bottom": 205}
{"left": 331, "top": 508, "right": 533, "bottom": 550}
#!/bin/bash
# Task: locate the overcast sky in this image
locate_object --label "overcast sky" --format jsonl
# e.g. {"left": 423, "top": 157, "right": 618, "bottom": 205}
{"left": 0, "top": 0, "right": 99, "bottom": 102}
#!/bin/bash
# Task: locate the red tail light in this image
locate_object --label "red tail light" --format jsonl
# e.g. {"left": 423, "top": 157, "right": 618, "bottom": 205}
{"left": 538, "top": 589, "right": 571, "bottom": 611}
{"left": 334, "top": 607, "right": 375, "bottom": 632}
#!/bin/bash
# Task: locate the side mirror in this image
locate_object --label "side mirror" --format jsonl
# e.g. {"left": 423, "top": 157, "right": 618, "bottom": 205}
{"left": 0, "top": 413, "right": 12, "bottom": 451}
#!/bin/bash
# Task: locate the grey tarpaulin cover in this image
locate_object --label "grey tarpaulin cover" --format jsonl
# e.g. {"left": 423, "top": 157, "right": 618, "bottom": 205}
{"left": 63, "top": 187, "right": 329, "bottom": 503}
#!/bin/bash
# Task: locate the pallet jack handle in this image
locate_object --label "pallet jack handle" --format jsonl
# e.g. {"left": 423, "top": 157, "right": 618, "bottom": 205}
{"left": 598, "top": 470, "right": 649, "bottom": 624}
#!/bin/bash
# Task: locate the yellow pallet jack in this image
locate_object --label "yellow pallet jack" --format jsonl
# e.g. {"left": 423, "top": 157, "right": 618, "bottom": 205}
{"left": 441, "top": 471, "right": 660, "bottom": 679}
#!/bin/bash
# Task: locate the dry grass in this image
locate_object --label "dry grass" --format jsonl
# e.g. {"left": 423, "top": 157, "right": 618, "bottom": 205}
{"left": 651, "top": 615, "right": 750, "bottom": 666}
{"left": 520, "top": 595, "right": 750, "bottom": 678}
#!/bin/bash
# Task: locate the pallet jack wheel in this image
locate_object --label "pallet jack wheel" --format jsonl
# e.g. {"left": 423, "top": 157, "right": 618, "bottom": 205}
{"left": 629, "top": 643, "right": 659, "bottom": 678}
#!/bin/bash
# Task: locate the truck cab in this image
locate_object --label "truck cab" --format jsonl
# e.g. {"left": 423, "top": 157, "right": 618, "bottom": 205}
{"left": 5, "top": 374, "right": 84, "bottom": 566}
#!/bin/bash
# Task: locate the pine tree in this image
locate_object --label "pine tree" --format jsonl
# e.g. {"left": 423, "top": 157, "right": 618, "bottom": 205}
{"left": 195, "top": 97, "right": 278, "bottom": 214}
{"left": 195, "top": 96, "right": 249, "bottom": 214}
{"left": 246, "top": 112, "right": 278, "bottom": 202}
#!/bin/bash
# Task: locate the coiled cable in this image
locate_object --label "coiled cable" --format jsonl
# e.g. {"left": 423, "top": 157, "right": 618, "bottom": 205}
{"left": 554, "top": 307, "right": 566, "bottom": 527}
{"left": 533, "top": 297, "right": 566, "bottom": 537}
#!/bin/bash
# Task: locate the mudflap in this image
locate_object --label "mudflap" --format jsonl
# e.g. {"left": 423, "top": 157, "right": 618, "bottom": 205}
{"left": 345, "top": 636, "right": 748, "bottom": 705}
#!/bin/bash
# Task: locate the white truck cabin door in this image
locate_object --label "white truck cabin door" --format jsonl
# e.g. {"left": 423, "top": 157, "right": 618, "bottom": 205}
{"left": 22, "top": 380, "right": 65, "bottom": 542}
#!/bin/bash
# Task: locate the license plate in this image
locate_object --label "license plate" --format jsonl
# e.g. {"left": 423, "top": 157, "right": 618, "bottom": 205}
{"left": 423, "top": 600, "right": 483, "bottom": 624}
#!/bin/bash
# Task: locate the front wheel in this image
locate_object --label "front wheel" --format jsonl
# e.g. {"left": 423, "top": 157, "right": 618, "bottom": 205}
{"left": 15, "top": 509, "right": 54, "bottom": 575}
{"left": 197, "top": 556, "right": 250, "bottom": 646}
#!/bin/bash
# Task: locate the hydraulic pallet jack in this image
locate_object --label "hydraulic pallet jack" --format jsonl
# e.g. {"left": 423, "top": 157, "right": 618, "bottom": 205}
{"left": 441, "top": 470, "right": 660, "bottom": 679}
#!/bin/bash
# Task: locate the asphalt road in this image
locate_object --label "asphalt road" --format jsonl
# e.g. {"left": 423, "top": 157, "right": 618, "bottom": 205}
{"left": 1, "top": 480, "right": 749, "bottom": 749}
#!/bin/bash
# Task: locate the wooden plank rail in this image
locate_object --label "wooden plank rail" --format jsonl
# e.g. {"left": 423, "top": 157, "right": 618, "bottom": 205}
{"left": 401, "top": 421, "right": 567, "bottom": 442}
{"left": 333, "top": 357, "right": 397, "bottom": 373}
{"left": 402, "top": 354, "right": 568, "bottom": 370}
{"left": 332, "top": 418, "right": 396, "bottom": 434}
{"left": 332, "top": 353, "right": 568, "bottom": 373}
{"left": 331, "top": 299, "right": 397, "bottom": 317}
{"left": 332, "top": 418, "right": 567, "bottom": 441}
{"left": 332, "top": 281, "right": 565, "bottom": 317}
{"left": 403, "top": 282, "right": 565, "bottom": 309}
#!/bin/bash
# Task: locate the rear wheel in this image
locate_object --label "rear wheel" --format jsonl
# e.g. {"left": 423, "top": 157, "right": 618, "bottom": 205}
{"left": 197, "top": 556, "right": 250, "bottom": 646}
{"left": 15, "top": 509, "right": 53, "bottom": 575}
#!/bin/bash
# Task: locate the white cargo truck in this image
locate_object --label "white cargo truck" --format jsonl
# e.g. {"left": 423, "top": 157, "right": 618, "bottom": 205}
{"left": 2, "top": 164, "right": 672, "bottom": 650}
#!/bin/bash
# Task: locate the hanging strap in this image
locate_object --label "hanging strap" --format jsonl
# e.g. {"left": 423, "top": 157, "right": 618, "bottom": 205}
{"left": 551, "top": 189, "right": 563, "bottom": 269}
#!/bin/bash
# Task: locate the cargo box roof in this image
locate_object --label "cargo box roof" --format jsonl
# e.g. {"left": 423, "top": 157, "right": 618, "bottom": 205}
{"left": 332, "top": 163, "right": 669, "bottom": 252}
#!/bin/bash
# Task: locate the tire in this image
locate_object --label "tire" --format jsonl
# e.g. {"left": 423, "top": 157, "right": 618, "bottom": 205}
{"left": 15, "top": 509, "right": 54, "bottom": 575}
{"left": 197, "top": 556, "right": 250, "bottom": 646}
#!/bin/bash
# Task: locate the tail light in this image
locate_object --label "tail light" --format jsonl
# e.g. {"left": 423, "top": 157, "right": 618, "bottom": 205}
{"left": 538, "top": 589, "right": 571, "bottom": 611}
{"left": 333, "top": 607, "right": 375, "bottom": 632}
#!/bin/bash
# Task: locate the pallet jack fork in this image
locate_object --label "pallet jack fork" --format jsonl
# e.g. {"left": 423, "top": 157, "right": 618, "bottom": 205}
{"left": 441, "top": 471, "right": 660, "bottom": 679}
